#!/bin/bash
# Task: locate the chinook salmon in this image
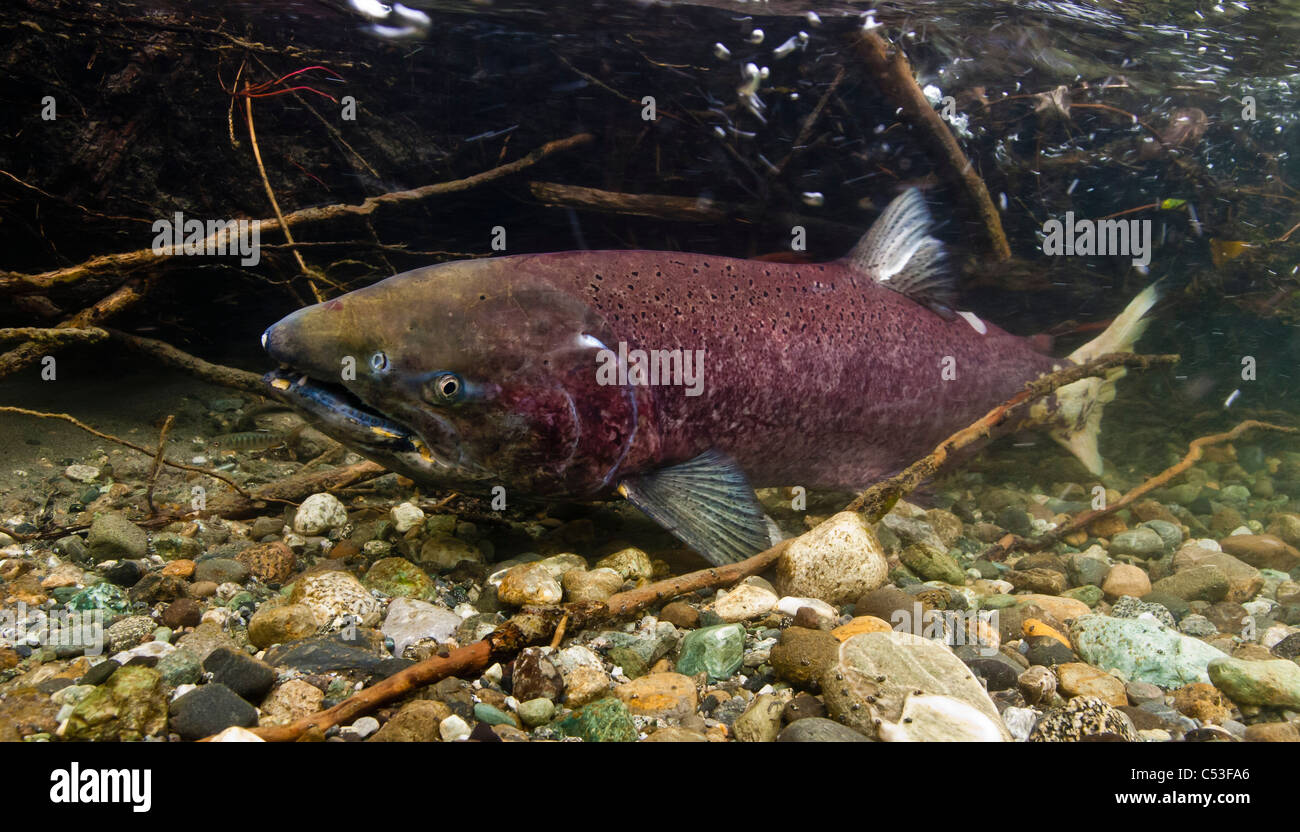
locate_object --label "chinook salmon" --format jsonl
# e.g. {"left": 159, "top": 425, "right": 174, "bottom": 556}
{"left": 262, "top": 189, "right": 1157, "bottom": 565}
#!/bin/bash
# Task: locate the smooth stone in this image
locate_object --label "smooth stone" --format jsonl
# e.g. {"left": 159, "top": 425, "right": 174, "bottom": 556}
{"left": 613, "top": 673, "right": 698, "bottom": 719}
{"left": 86, "top": 513, "right": 148, "bottom": 562}
{"left": 713, "top": 582, "right": 778, "bottom": 622}
{"left": 382, "top": 597, "right": 461, "bottom": 657}
{"left": 511, "top": 647, "right": 565, "bottom": 702}
{"left": 1207, "top": 657, "right": 1300, "bottom": 708}
{"left": 247, "top": 604, "right": 319, "bottom": 649}
{"left": 1109, "top": 528, "right": 1166, "bottom": 559}
{"left": 776, "top": 717, "right": 871, "bottom": 742}
{"left": 552, "top": 645, "right": 611, "bottom": 707}
{"left": 1056, "top": 662, "right": 1127, "bottom": 705}
{"left": 1102, "top": 564, "right": 1151, "bottom": 599}
{"left": 517, "top": 697, "right": 555, "bottom": 727}
{"left": 594, "top": 547, "right": 653, "bottom": 580}
{"left": 822, "top": 630, "right": 1009, "bottom": 740}
{"left": 497, "top": 563, "right": 563, "bottom": 606}
{"left": 1151, "top": 564, "right": 1230, "bottom": 603}
{"left": 169, "top": 683, "right": 258, "bottom": 740}
{"left": 561, "top": 568, "right": 623, "bottom": 603}
{"left": 553, "top": 697, "right": 637, "bottom": 743}
{"left": 258, "top": 679, "right": 325, "bottom": 727}
{"left": 202, "top": 647, "right": 276, "bottom": 702}
{"left": 1071, "top": 614, "right": 1229, "bottom": 688}
{"left": 877, "top": 693, "right": 1005, "bottom": 742}
{"left": 289, "top": 570, "right": 382, "bottom": 631}
{"left": 1219, "top": 534, "right": 1300, "bottom": 572}
{"left": 774, "top": 512, "right": 888, "bottom": 606}
{"left": 900, "top": 543, "right": 967, "bottom": 585}
{"left": 364, "top": 557, "right": 436, "bottom": 600}
{"left": 675, "top": 624, "right": 744, "bottom": 682}
{"left": 293, "top": 492, "right": 349, "bottom": 534}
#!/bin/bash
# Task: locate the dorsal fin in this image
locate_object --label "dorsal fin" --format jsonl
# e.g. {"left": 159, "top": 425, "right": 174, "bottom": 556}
{"left": 845, "top": 188, "right": 956, "bottom": 319}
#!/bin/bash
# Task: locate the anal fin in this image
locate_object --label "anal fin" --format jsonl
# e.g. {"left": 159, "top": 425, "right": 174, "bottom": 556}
{"left": 617, "top": 450, "right": 770, "bottom": 566}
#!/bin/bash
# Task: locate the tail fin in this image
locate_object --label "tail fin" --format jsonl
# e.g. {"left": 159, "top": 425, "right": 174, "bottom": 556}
{"left": 1051, "top": 284, "right": 1160, "bottom": 475}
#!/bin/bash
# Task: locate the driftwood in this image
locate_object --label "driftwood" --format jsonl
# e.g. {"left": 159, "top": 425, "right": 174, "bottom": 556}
{"left": 0, "top": 133, "right": 596, "bottom": 381}
{"left": 211, "top": 539, "right": 791, "bottom": 741}
{"left": 109, "top": 329, "right": 275, "bottom": 398}
{"left": 852, "top": 30, "right": 1011, "bottom": 262}
{"left": 983, "top": 418, "right": 1299, "bottom": 558}
{"left": 846, "top": 352, "right": 1182, "bottom": 520}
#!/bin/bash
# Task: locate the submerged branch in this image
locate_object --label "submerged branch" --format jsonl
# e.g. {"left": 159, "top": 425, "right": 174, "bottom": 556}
{"left": 852, "top": 30, "right": 1011, "bottom": 262}
{"left": 845, "top": 352, "right": 1182, "bottom": 520}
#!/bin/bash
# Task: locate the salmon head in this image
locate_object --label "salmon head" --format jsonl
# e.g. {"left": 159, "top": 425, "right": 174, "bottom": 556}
{"left": 261, "top": 259, "right": 640, "bottom": 499}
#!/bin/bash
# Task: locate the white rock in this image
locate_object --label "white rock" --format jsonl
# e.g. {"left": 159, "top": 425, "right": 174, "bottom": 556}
{"left": 775, "top": 595, "right": 839, "bottom": 621}
{"left": 110, "top": 640, "right": 175, "bottom": 664}
{"left": 382, "top": 597, "right": 462, "bottom": 657}
{"left": 390, "top": 502, "right": 425, "bottom": 533}
{"left": 64, "top": 464, "right": 100, "bottom": 483}
{"left": 877, "top": 694, "right": 1005, "bottom": 742}
{"left": 1261, "top": 624, "right": 1293, "bottom": 649}
{"left": 440, "top": 714, "right": 471, "bottom": 742}
{"left": 553, "top": 645, "right": 610, "bottom": 706}
{"left": 293, "top": 492, "right": 349, "bottom": 535}
{"left": 713, "top": 583, "right": 778, "bottom": 622}
{"left": 347, "top": 716, "right": 380, "bottom": 738}
{"left": 1001, "top": 706, "right": 1040, "bottom": 742}
{"left": 210, "top": 726, "right": 266, "bottom": 742}
{"left": 774, "top": 512, "right": 888, "bottom": 605}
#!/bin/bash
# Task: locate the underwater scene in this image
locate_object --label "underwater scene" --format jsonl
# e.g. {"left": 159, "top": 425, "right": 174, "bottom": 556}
{"left": 1, "top": 0, "right": 1299, "bottom": 757}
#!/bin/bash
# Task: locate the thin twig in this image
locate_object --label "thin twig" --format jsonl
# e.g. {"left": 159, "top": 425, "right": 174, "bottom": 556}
{"left": 145, "top": 415, "right": 175, "bottom": 516}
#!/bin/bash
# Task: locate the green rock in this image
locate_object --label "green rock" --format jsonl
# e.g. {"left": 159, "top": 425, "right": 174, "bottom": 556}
{"left": 1109, "top": 528, "right": 1166, "bottom": 558}
{"left": 1062, "top": 585, "right": 1104, "bottom": 607}
{"left": 1208, "top": 658, "right": 1300, "bottom": 708}
{"left": 156, "top": 648, "right": 202, "bottom": 687}
{"left": 152, "top": 532, "right": 202, "bottom": 561}
{"left": 63, "top": 666, "right": 168, "bottom": 741}
{"left": 675, "top": 623, "right": 744, "bottom": 681}
{"left": 68, "top": 583, "right": 129, "bottom": 615}
{"left": 552, "top": 697, "right": 636, "bottom": 742}
{"left": 472, "top": 702, "right": 519, "bottom": 727}
{"left": 518, "top": 697, "right": 555, "bottom": 727}
{"left": 899, "top": 543, "right": 967, "bottom": 585}
{"left": 1071, "top": 614, "right": 1229, "bottom": 689}
{"left": 363, "top": 557, "right": 437, "bottom": 600}
{"left": 607, "top": 646, "right": 648, "bottom": 679}
{"left": 979, "top": 594, "right": 1021, "bottom": 610}
{"left": 416, "top": 535, "right": 481, "bottom": 572}
{"left": 86, "top": 513, "right": 148, "bottom": 562}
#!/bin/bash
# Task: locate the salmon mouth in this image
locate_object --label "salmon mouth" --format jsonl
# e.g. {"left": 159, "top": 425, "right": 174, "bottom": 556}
{"left": 263, "top": 367, "right": 418, "bottom": 451}
{"left": 261, "top": 366, "right": 496, "bottom": 488}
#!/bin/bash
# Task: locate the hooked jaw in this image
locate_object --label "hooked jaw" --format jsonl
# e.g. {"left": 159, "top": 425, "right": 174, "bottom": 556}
{"left": 260, "top": 316, "right": 490, "bottom": 488}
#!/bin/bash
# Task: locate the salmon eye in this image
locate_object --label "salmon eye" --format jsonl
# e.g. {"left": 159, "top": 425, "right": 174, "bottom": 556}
{"left": 430, "top": 372, "right": 463, "bottom": 404}
{"left": 370, "top": 352, "right": 388, "bottom": 371}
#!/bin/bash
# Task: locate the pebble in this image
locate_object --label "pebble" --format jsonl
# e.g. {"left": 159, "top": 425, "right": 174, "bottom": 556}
{"left": 236, "top": 541, "right": 296, "bottom": 584}
{"left": 1056, "top": 662, "right": 1127, "bottom": 706}
{"left": 1109, "top": 528, "right": 1166, "bottom": 558}
{"left": 511, "top": 647, "right": 565, "bottom": 702}
{"left": 899, "top": 543, "right": 966, "bottom": 585}
{"left": 1207, "top": 657, "right": 1300, "bottom": 708}
{"left": 169, "top": 682, "right": 258, "bottom": 740}
{"left": 732, "top": 693, "right": 785, "bottom": 742}
{"left": 369, "top": 700, "right": 450, "bottom": 742}
{"left": 382, "top": 597, "right": 461, "bottom": 657}
{"left": 713, "top": 581, "right": 778, "bottom": 621}
{"left": 497, "top": 562, "right": 563, "bottom": 606}
{"left": 259, "top": 679, "right": 325, "bottom": 726}
{"left": 517, "top": 697, "right": 555, "bottom": 727}
{"left": 1102, "top": 564, "right": 1151, "bottom": 599}
{"left": 1071, "top": 613, "right": 1229, "bottom": 688}
{"left": 561, "top": 567, "right": 624, "bottom": 603}
{"left": 439, "top": 714, "right": 472, "bottom": 742}
{"left": 594, "top": 547, "right": 654, "bottom": 580}
{"left": 161, "top": 598, "right": 204, "bottom": 629}
{"left": 247, "top": 603, "right": 319, "bottom": 649}
{"left": 614, "top": 672, "right": 698, "bottom": 719}
{"left": 203, "top": 647, "right": 277, "bottom": 702}
{"left": 659, "top": 601, "right": 700, "bottom": 629}
{"left": 774, "top": 511, "right": 888, "bottom": 605}
{"left": 553, "top": 645, "right": 611, "bottom": 706}
{"left": 676, "top": 623, "right": 745, "bottom": 681}
{"left": 193, "top": 558, "right": 250, "bottom": 585}
{"left": 1029, "top": 695, "right": 1137, "bottom": 742}
{"left": 86, "top": 513, "right": 148, "bottom": 562}
{"left": 293, "top": 492, "right": 349, "bottom": 535}
{"left": 553, "top": 696, "right": 637, "bottom": 742}
{"left": 289, "top": 570, "right": 382, "bottom": 630}
{"left": 390, "top": 502, "right": 425, "bottom": 533}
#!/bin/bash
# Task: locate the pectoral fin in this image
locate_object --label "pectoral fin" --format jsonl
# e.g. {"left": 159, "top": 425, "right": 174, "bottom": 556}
{"left": 617, "top": 450, "right": 771, "bottom": 566}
